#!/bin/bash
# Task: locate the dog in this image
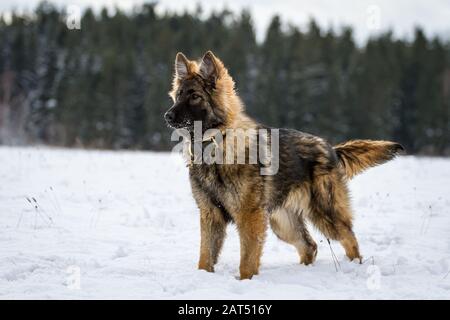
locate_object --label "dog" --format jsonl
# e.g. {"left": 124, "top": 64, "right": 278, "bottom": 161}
{"left": 165, "top": 51, "right": 404, "bottom": 280}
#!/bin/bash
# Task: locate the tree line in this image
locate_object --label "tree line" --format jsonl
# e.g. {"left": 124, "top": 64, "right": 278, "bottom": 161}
{"left": 0, "top": 2, "right": 449, "bottom": 154}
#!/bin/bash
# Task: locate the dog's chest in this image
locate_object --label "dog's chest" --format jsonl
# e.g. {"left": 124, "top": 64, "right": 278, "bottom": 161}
{"left": 192, "top": 164, "right": 234, "bottom": 193}
{"left": 189, "top": 164, "right": 246, "bottom": 211}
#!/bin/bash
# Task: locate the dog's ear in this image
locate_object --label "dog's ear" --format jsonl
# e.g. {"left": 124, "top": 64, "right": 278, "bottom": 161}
{"left": 199, "top": 51, "right": 218, "bottom": 83}
{"left": 175, "top": 52, "right": 190, "bottom": 79}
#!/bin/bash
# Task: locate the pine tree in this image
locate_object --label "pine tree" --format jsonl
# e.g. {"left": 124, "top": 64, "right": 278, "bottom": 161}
{"left": 0, "top": 3, "right": 448, "bottom": 154}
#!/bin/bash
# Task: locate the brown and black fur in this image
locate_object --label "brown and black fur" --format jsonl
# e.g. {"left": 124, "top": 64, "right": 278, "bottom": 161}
{"left": 165, "top": 51, "right": 404, "bottom": 280}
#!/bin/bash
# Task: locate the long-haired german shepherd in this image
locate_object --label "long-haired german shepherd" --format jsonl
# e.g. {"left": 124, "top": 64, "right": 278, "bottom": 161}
{"left": 165, "top": 51, "right": 404, "bottom": 280}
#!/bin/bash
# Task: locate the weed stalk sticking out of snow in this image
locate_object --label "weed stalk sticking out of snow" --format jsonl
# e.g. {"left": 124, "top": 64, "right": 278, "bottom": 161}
{"left": 420, "top": 204, "right": 434, "bottom": 234}
{"left": 16, "top": 206, "right": 25, "bottom": 228}
{"left": 32, "top": 197, "right": 54, "bottom": 225}
{"left": 25, "top": 197, "right": 53, "bottom": 228}
{"left": 49, "top": 186, "right": 64, "bottom": 216}
{"left": 327, "top": 238, "right": 341, "bottom": 272}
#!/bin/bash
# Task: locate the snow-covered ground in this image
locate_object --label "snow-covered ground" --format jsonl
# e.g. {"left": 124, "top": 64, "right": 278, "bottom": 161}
{"left": 0, "top": 146, "right": 449, "bottom": 299}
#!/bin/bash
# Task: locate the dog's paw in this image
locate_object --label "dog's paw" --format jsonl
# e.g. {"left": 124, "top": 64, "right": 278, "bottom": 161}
{"left": 347, "top": 255, "right": 363, "bottom": 264}
{"left": 300, "top": 244, "right": 318, "bottom": 265}
{"left": 198, "top": 262, "right": 214, "bottom": 273}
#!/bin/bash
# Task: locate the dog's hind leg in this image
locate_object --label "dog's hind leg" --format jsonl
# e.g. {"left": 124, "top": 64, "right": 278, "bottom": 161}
{"left": 308, "top": 172, "right": 362, "bottom": 263}
{"left": 270, "top": 208, "right": 317, "bottom": 265}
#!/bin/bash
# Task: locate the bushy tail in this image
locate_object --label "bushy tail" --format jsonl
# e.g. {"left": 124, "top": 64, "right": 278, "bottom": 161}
{"left": 334, "top": 140, "right": 404, "bottom": 179}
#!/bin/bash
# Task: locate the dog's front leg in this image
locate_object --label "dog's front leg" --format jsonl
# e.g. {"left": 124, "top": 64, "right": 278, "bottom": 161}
{"left": 198, "top": 207, "right": 227, "bottom": 272}
{"left": 236, "top": 209, "right": 267, "bottom": 280}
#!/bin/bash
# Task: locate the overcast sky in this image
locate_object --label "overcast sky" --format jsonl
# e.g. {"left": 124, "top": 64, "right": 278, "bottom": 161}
{"left": 1, "top": 0, "right": 449, "bottom": 44}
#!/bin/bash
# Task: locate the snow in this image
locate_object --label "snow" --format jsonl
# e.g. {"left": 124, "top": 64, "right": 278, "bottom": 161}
{"left": 0, "top": 146, "right": 449, "bottom": 299}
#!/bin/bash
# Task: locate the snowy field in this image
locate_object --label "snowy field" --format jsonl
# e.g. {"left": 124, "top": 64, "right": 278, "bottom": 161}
{"left": 0, "top": 146, "right": 449, "bottom": 299}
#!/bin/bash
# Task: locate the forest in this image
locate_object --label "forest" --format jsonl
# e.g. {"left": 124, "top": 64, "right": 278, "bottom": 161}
{"left": 0, "top": 1, "right": 449, "bottom": 154}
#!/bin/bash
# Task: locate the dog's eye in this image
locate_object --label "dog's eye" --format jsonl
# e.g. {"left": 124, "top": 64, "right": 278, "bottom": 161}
{"left": 191, "top": 94, "right": 201, "bottom": 100}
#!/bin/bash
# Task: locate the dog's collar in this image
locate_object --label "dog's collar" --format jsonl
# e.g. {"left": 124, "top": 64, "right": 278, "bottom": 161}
{"left": 194, "top": 129, "right": 226, "bottom": 142}
{"left": 199, "top": 129, "right": 226, "bottom": 145}
{"left": 186, "top": 129, "right": 226, "bottom": 166}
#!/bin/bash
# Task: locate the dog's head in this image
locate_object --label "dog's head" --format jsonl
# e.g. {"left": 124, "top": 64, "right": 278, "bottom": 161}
{"left": 165, "top": 51, "right": 242, "bottom": 132}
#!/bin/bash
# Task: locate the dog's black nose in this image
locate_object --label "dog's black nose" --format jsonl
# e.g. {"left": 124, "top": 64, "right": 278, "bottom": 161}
{"left": 165, "top": 111, "right": 175, "bottom": 123}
